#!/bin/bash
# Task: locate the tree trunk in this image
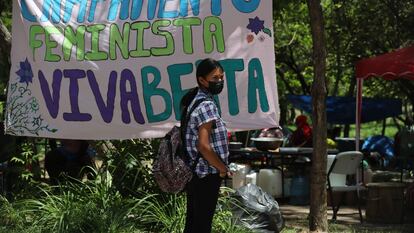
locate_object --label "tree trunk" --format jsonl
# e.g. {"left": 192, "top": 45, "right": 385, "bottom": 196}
{"left": 307, "top": 0, "right": 328, "bottom": 232}
{"left": 0, "top": 18, "right": 12, "bottom": 82}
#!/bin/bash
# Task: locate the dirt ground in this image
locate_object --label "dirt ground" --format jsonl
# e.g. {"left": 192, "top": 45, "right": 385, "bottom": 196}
{"left": 279, "top": 204, "right": 414, "bottom": 233}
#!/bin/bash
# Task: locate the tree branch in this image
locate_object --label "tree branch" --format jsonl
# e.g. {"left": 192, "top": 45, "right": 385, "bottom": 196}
{"left": 276, "top": 67, "right": 295, "bottom": 94}
{"left": 0, "top": 18, "right": 11, "bottom": 59}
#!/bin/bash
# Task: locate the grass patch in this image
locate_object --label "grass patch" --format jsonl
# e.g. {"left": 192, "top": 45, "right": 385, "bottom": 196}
{"left": 280, "top": 218, "right": 410, "bottom": 233}
{"left": 346, "top": 119, "right": 399, "bottom": 139}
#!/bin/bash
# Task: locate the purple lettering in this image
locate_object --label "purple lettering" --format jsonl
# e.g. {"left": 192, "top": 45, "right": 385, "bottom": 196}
{"left": 87, "top": 70, "right": 117, "bottom": 123}
{"left": 62, "top": 69, "right": 92, "bottom": 121}
{"left": 120, "top": 69, "right": 145, "bottom": 124}
{"left": 38, "top": 70, "right": 62, "bottom": 118}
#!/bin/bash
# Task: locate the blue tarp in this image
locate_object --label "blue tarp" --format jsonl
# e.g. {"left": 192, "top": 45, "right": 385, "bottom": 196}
{"left": 286, "top": 95, "right": 402, "bottom": 124}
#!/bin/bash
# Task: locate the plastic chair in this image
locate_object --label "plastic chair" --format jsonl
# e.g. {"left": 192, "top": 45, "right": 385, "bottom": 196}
{"left": 327, "top": 151, "right": 365, "bottom": 223}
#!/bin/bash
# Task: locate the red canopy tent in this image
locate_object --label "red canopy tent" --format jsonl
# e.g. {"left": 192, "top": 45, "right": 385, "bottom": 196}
{"left": 354, "top": 46, "right": 414, "bottom": 150}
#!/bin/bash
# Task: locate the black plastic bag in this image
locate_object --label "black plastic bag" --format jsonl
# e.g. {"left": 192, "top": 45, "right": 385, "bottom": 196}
{"left": 233, "top": 184, "right": 284, "bottom": 233}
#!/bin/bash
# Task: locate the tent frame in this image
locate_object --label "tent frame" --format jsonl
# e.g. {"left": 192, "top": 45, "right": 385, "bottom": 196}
{"left": 355, "top": 46, "right": 414, "bottom": 150}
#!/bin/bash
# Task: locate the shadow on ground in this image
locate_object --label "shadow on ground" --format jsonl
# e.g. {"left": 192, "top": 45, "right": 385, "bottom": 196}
{"left": 279, "top": 205, "right": 414, "bottom": 233}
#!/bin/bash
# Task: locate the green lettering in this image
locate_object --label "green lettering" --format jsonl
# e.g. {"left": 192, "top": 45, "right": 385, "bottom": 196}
{"left": 109, "top": 23, "right": 130, "bottom": 60}
{"left": 85, "top": 24, "right": 108, "bottom": 61}
{"left": 44, "top": 26, "right": 61, "bottom": 62}
{"left": 62, "top": 25, "right": 86, "bottom": 61}
{"left": 29, "top": 25, "right": 45, "bottom": 61}
{"left": 203, "top": 16, "right": 225, "bottom": 54}
{"left": 130, "top": 21, "right": 151, "bottom": 57}
{"left": 151, "top": 20, "right": 174, "bottom": 56}
{"left": 173, "top": 17, "right": 201, "bottom": 54}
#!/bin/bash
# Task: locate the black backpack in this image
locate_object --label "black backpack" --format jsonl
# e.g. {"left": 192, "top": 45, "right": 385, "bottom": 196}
{"left": 153, "top": 89, "right": 205, "bottom": 193}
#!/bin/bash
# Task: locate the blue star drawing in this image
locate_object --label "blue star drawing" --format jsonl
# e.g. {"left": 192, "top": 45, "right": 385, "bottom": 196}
{"left": 16, "top": 58, "right": 33, "bottom": 85}
{"left": 247, "top": 16, "right": 265, "bottom": 35}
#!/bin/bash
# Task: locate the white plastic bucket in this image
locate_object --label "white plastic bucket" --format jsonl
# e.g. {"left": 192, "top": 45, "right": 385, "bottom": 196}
{"left": 257, "top": 169, "right": 282, "bottom": 197}
{"left": 246, "top": 171, "right": 258, "bottom": 185}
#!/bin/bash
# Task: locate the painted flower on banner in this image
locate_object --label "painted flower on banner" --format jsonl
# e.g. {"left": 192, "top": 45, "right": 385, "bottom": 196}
{"left": 5, "top": 58, "right": 57, "bottom": 136}
{"left": 247, "top": 16, "right": 265, "bottom": 35}
{"left": 15, "top": 58, "right": 33, "bottom": 85}
{"left": 246, "top": 16, "right": 272, "bottom": 43}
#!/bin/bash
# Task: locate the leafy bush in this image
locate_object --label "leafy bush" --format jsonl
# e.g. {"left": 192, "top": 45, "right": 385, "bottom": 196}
{"left": 138, "top": 193, "right": 187, "bottom": 233}
{"left": 11, "top": 171, "right": 150, "bottom": 233}
{"left": 138, "top": 187, "right": 253, "bottom": 233}
{"left": 1, "top": 139, "right": 253, "bottom": 233}
{"left": 0, "top": 196, "right": 24, "bottom": 227}
{"left": 103, "top": 139, "right": 161, "bottom": 196}
{"left": 0, "top": 195, "right": 42, "bottom": 233}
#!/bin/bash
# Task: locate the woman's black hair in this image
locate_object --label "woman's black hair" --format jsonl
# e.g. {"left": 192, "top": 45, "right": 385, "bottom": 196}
{"left": 180, "top": 87, "right": 199, "bottom": 117}
{"left": 196, "top": 58, "right": 223, "bottom": 85}
{"left": 180, "top": 58, "right": 223, "bottom": 124}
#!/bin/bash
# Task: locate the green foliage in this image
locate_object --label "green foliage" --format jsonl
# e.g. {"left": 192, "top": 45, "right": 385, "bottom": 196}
{"left": 138, "top": 188, "right": 253, "bottom": 233}
{"left": 10, "top": 170, "right": 151, "bottom": 233}
{"left": 0, "top": 166, "right": 253, "bottom": 233}
{"left": 275, "top": 0, "right": 414, "bottom": 125}
{"left": 10, "top": 139, "right": 44, "bottom": 183}
{"left": 0, "top": 8, "right": 12, "bottom": 92}
{"left": 103, "top": 139, "right": 160, "bottom": 196}
{"left": 138, "top": 193, "right": 187, "bottom": 233}
{"left": 0, "top": 195, "right": 43, "bottom": 233}
{"left": 275, "top": 0, "right": 313, "bottom": 96}
{"left": 0, "top": 196, "right": 24, "bottom": 227}
{"left": 0, "top": 12, "right": 11, "bottom": 30}
{"left": 4, "top": 139, "right": 47, "bottom": 198}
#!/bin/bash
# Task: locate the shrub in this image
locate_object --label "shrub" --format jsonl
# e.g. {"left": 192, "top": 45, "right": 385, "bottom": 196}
{"left": 16, "top": 171, "right": 150, "bottom": 233}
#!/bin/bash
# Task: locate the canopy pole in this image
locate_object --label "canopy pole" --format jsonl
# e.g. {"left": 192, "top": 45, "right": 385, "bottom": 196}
{"left": 355, "top": 78, "right": 363, "bottom": 151}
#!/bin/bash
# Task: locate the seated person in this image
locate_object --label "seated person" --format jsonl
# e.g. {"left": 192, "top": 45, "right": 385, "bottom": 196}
{"left": 361, "top": 135, "right": 394, "bottom": 168}
{"left": 394, "top": 118, "right": 414, "bottom": 170}
{"left": 45, "top": 139, "right": 95, "bottom": 184}
{"left": 289, "top": 115, "right": 313, "bottom": 147}
{"left": 394, "top": 118, "right": 414, "bottom": 158}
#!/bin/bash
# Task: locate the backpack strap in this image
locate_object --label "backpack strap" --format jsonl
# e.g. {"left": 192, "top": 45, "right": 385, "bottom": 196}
{"left": 186, "top": 98, "right": 207, "bottom": 122}
{"left": 181, "top": 98, "right": 207, "bottom": 139}
{"left": 181, "top": 98, "right": 206, "bottom": 170}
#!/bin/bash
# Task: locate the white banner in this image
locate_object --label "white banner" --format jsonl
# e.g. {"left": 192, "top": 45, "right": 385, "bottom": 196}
{"left": 6, "top": 0, "right": 279, "bottom": 139}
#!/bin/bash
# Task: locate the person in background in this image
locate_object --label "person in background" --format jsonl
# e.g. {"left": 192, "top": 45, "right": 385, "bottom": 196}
{"left": 228, "top": 131, "right": 238, "bottom": 142}
{"left": 394, "top": 117, "right": 414, "bottom": 158}
{"left": 45, "top": 139, "right": 95, "bottom": 184}
{"left": 289, "top": 115, "right": 313, "bottom": 147}
{"left": 393, "top": 117, "right": 414, "bottom": 169}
